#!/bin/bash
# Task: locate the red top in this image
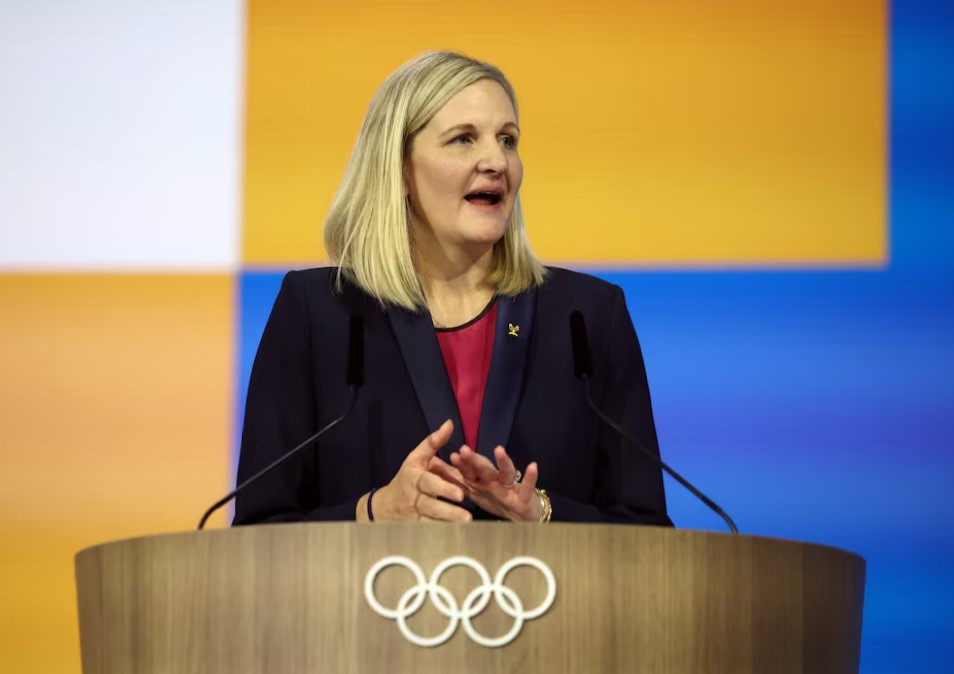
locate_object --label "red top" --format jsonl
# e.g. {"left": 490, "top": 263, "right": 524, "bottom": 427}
{"left": 435, "top": 301, "right": 497, "bottom": 450}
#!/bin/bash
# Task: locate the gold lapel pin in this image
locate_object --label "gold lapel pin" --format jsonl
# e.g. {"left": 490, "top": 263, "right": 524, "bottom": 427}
{"left": 508, "top": 323, "right": 520, "bottom": 338}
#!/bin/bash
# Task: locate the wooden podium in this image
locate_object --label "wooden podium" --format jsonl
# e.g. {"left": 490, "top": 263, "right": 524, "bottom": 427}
{"left": 75, "top": 523, "right": 865, "bottom": 673}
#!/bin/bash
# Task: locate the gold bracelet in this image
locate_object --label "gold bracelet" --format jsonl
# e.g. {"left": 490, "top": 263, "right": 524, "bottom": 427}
{"left": 535, "top": 488, "right": 552, "bottom": 523}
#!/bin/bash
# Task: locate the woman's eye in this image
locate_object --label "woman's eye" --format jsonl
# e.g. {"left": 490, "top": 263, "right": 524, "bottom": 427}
{"left": 451, "top": 134, "right": 472, "bottom": 145}
{"left": 499, "top": 135, "right": 517, "bottom": 149}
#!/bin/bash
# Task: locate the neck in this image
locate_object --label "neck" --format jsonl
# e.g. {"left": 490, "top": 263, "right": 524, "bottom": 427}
{"left": 415, "top": 238, "right": 496, "bottom": 327}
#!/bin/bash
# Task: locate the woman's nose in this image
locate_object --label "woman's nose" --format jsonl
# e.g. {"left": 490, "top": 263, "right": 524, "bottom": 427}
{"left": 477, "top": 139, "right": 508, "bottom": 173}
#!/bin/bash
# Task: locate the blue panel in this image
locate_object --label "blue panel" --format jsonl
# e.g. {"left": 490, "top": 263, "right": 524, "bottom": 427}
{"left": 890, "top": 0, "right": 954, "bottom": 278}
{"left": 234, "top": 270, "right": 286, "bottom": 482}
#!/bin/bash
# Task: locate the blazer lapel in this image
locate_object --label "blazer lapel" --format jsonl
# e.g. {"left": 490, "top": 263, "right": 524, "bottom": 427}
{"left": 386, "top": 307, "right": 465, "bottom": 458}
{"left": 475, "top": 289, "right": 537, "bottom": 459}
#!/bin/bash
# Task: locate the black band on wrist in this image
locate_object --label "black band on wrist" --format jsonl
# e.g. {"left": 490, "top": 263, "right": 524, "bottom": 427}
{"left": 367, "top": 487, "right": 379, "bottom": 522}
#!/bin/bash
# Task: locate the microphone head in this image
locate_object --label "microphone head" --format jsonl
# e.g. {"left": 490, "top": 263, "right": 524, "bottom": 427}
{"left": 569, "top": 310, "right": 593, "bottom": 379}
{"left": 346, "top": 314, "right": 365, "bottom": 386}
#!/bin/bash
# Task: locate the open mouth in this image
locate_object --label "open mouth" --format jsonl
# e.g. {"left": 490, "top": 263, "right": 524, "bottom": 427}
{"left": 464, "top": 191, "right": 503, "bottom": 206}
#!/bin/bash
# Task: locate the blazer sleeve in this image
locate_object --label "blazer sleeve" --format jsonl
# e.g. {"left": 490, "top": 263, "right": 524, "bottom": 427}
{"left": 232, "top": 272, "right": 361, "bottom": 525}
{"left": 550, "top": 284, "right": 673, "bottom": 526}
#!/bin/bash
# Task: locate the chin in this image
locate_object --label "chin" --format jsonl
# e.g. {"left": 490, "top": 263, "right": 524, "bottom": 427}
{"left": 468, "top": 223, "right": 509, "bottom": 247}
{"left": 472, "top": 212, "right": 510, "bottom": 233}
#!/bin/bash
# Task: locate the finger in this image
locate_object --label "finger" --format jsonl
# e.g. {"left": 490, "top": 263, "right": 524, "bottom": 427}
{"left": 406, "top": 419, "right": 454, "bottom": 466}
{"left": 416, "top": 495, "right": 472, "bottom": 522}
{"left": 519, "top": 461, "right": 540, "bottom": 497}
{"left": 458, "top": 446, "right": 500, "bottom": 485}
{"left": 494, "top": 446, "right": 519, "bottom": 486}
{"left": 450, "top": 448, "right": 479, "bottom": 484}
{"left": 417, "top": 470, "right": 465, "bottom": 503}
{"left": 427, "top": 456, "right": 467, "bottom": 488}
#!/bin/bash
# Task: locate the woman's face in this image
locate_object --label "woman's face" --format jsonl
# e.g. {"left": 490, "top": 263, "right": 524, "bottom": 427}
{"left": 405, "top": 79, "right": 522, "bottom": 260}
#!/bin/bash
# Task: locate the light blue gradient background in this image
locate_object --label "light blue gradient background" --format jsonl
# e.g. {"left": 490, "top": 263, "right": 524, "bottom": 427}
{"left": 237, "top": 2, "right": 954, "bottom": 670}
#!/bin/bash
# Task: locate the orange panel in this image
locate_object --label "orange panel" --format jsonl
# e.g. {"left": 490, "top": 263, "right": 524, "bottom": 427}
{"left": 243, "top": 0, "right": 886, "bottom": 266}
{"left": 0, "top": 274, "right": 234, "bottom": 672}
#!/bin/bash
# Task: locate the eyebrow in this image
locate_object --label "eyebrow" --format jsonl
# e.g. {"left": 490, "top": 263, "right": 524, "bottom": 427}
{"left": 439, "top": 122, "right": 520, "bottom": 138}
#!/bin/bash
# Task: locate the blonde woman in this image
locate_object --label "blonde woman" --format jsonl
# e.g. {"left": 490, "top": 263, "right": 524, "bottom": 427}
{"left": 234, "top": 51, "right": 671, "bottom": 526}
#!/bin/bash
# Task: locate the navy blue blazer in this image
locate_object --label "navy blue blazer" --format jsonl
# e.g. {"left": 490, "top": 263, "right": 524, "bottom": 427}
{"left": 233, "top": 266, "right": 672, "bottom": 526}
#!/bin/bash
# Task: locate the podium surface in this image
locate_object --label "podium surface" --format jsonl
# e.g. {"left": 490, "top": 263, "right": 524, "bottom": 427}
{"left": 75, "top": 523, "right": 865, "bottom": 673}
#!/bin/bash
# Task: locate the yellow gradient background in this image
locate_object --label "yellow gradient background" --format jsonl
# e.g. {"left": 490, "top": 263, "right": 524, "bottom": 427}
{"left": 0, "top": 275, "right": 233, "bottom": 671}
{"left": 244, "top": 0, "right": 886, "bottom": 266}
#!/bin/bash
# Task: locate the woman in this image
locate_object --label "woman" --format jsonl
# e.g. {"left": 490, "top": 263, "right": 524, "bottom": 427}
{"left": 233, "top": 51, "right": 672, "bottom": 526}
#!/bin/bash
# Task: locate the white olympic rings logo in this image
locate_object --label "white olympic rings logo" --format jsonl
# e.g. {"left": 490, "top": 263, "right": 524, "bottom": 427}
{"left": 364, "top": 555, "right": 557, "bottom": 648}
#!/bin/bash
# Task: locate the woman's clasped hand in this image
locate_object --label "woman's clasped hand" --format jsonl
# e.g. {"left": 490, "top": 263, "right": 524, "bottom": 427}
{"left": 363, "top": 420, "right": 543, "bottom": 523}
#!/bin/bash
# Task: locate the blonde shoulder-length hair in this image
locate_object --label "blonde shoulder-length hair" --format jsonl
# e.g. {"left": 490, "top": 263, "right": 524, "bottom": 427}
{"left": 323, "top": 51, "right": 546, "bottom": 311}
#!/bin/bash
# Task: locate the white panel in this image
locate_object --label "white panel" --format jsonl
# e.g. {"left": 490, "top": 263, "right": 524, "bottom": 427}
{"left": 0, "top": 0, "right": 244, "bottom": 270}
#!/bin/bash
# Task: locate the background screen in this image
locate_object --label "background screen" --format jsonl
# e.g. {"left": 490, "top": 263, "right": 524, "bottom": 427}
{"left": 1, "top": 1, "right": 951, "bottom": 671}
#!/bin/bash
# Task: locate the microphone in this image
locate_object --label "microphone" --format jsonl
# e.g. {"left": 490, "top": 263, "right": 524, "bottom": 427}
{"left": 346, "top": 314, "right": 364, "bottom": 386}
{"left": 570, "top": 310, "right": 593, "bottom": 379}
{"left": 569, "top": 310, "right": 738, "bottom": 534}
{"left": 197, "top": 314, "right": 365, "bottom": 529}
